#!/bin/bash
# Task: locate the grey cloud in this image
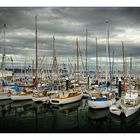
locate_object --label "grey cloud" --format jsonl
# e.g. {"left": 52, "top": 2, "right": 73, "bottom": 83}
{"left": 0, "top": 7, "right": 140, "bottom": 66}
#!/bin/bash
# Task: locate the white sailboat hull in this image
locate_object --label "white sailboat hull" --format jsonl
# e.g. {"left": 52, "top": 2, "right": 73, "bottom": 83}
{"left": 0, "top": 94, "right": 11, "bottom": 100}
{"left": 50, "top": 93, "right": 82, "bottom": 105}
{"left": 88, "top": 98, "right": 116, "bottom": 109}
{"left": 120, "top": 89, "right": 140, "bottom": 117}
{"left": 11, "top": 94, "right": 32, "bottom": 101}
{"left": 121, "top": 104, "right": 140, "bottom": 117}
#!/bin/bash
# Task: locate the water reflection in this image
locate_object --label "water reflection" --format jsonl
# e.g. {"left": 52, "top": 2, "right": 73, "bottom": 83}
{"left": 50, "top": 100, "right": 82, "bottom": 113}
{"left": 109, "top": 110, "right": 140, "bottom": 133}
{"left": 87, "top": 108, "right": 110, "bottom": 132}
{"left": 0, "top": 99, "right": 140, "bottom": 133}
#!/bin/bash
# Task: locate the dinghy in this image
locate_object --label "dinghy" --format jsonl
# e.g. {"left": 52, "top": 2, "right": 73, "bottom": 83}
{"left": 109, "top": 99, "right": 122, "bottom": 116}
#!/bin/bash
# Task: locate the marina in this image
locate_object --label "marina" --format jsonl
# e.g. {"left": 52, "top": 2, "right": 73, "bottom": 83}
{"left": 1, "top": 7, "right": 140, "bottom": 133}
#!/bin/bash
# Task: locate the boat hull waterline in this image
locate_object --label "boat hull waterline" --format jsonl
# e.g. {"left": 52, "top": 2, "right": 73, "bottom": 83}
{"left": 88, "top": 98, "right": 116, "bottom": 109}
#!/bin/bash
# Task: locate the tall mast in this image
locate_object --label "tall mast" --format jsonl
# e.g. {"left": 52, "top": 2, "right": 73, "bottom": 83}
{"left": 95, "top": 37, "right": 99, "bottom": 80}
{"left": 52, "top": 36, "right": 58, "bottom": 79}
{"left": 105, "top": 21, "right": 109, "bottom": 83}
{"left": 1, "top": 24, "right": 6, "bottom": 70}
{"left": 85, "top": 29, "right": 88, "bottom": 76}
{"left": 108, "top": 28, "right": 112, "bottom": 81}
{"left": 122, "top": 41, "right": 125, "bottom": 78}
{"left": 35, "top": 16, "right": 38, "bottom": 81}
{"left": 76, "top": 38, "right": 79, "bottom": 82}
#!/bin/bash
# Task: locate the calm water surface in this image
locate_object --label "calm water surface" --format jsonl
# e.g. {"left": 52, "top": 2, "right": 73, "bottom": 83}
{"left": 0, "top": 99, "right": 140, "bottom": 133}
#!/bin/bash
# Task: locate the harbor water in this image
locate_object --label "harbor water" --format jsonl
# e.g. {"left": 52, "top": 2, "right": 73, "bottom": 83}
{"left": 0, "top": 99, "right": 140, "bottom": 133}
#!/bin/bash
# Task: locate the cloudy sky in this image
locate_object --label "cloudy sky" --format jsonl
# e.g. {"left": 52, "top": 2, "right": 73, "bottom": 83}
{"left": 0, "top": 7, "right": 140, "bottom": 70}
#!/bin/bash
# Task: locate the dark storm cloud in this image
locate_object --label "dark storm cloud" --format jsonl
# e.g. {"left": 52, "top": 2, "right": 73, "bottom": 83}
{"left": 0, "top": 7, "right": 140, "bottom": 64}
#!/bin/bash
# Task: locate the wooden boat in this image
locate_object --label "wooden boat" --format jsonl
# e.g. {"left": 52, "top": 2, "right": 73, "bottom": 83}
{"left": 87, "top": 89, "right": 116, "bottom": 109}
{"left": 120, "top": 89, "right": 140, "bottom": 117}
{"left": 49, "top": 39, "right": 82, "bottom": 105}
{"left": 109, "top": 99, "right": 121, "bottom": 116}
{"left": 49, "top": 90, "right": 83, "bottom": 105}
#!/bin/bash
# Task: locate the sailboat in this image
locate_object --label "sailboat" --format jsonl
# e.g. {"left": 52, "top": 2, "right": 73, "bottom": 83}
{"left": 49, "top": 38, "right": 83, "bottom": 105}
{"left": 11, "top": 16, "right": 39, "bottom": 101}
{"left": 32, "top": 35, "right": 52, "bottom": 103}
{"left": 110, "top": 89, "right": 140, "bottom": 118}
{"left": 109, "top": 42, "right": 127, "bottom": 116}
{"left": 0, "top": 24, "right": 13, "bottom": 100}
{"left": 88, "top": 89, "right": 116, "bottom": 109}
{"left": 87, "top": 22, "right": 116, "bottom": 109}
{"left": 110, "top": 57, "right": 140, "bottom": 117}
{"left": 120, "top": 57, "right": 140, "bottom": 117}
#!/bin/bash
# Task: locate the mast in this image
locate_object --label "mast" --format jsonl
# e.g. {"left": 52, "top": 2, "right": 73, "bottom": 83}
{"left": 1, "top": 24, "right": 6, "bottom": 71}
{"left": 35, "top": 16, "right": 38, "bottom": 82}
{"left": 32, "top": 60, "right": 34, "bottom": 77}
{"left": 76, "top": 38, "right": 79, "bottom": 82}
{"left": 129, "top": 56, "right": 132, "bottom": 96}
{"left": 105, "top": 21, "right": 109, "bottom": 83}
{"left": 46, "top": 57, "right": 48, "bottom": 81}
{"left": 79, "top": 45, "right": 85, "bottom": 74}
{"left": 52, "top": 36, "right": 58, "bottom": 80}
{"left": 85, "top": 29, "right": 88, "bottom": 76}
{"left": 24, "top": 58, "right": 26, "bottom": 77}
{"left": 122, "top": 41, "right": 125, "bottom": 78}
{"left": 130, "top": 56, "right": 132, "bottom": 77}
{"left": 53, "top": 36, "right": 55, "bottom": 63}
{"left": 108, "top": 29, "right": 112, "bottom": 81}
{"left": 112, "top": 49, "right": 114, "bottom": 79}
{"left": 95, "top": 37, "right": 99, "bottom": 80}
{"left": 74, "top": 63, "right": 76, "bottom": 89}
